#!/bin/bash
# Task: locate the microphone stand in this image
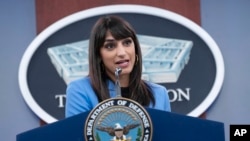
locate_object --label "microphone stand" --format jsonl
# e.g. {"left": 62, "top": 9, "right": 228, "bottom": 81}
{"left": 115, "top": 68, "right": 122, "bottom": 97}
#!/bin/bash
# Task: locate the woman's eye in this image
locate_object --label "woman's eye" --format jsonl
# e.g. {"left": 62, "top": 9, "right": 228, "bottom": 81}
{"left": 123, "top": 39, "right": 132, "bottom": 46}
{"left": 104, "top": 43, "right": 115, "bottom": 49}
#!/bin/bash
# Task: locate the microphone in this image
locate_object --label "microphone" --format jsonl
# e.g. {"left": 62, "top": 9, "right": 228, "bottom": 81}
{"left": 115, "top": 67, "right": 122, "bottom": 97}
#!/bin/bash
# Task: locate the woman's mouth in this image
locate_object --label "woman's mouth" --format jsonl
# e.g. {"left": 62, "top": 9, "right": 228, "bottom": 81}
{"left": 116, "top": 60, "right": 129, "bottom": 68}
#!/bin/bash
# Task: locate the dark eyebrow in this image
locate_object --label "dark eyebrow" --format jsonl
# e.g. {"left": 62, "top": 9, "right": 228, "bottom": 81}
{"left": 104, "top": 39, "right": 115, "bottom": 42}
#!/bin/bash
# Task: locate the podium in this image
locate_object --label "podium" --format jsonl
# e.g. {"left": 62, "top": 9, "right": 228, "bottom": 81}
{"left": 16, "top": 108, "right": 225, "bottom": 141}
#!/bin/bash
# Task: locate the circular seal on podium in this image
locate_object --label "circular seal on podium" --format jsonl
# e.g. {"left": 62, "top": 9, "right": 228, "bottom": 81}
{"left": 84, "top": 97, "right": 153, "bottom": 141}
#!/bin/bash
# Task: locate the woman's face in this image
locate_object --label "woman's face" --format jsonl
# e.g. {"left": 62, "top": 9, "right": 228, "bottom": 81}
{"left": 100, "top": 31, "right": 136, "bottom": 81}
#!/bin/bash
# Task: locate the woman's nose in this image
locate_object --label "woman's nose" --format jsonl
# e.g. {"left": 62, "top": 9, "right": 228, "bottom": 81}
{"left": 116, "top": 44, "right": 126, "bottom": 56}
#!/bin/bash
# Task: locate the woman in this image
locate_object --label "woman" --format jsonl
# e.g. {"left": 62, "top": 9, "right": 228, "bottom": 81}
{"left": 65, "top": 15, "right": 171, "bottom": 117}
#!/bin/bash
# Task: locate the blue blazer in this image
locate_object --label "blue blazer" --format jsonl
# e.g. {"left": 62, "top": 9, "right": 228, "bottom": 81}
{"left": 65, "top": 77, "right": 171, "bottom": 117}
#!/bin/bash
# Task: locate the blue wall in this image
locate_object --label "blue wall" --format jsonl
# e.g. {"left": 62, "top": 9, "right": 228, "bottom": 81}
{"left": 201, "top": 0, "right": 250, "bottom": 140}
{"left": 0, "top": 1, "right": 39, "bottom": 141}
{"left": 1, "top": 0, "right": 250, "bottom": 141}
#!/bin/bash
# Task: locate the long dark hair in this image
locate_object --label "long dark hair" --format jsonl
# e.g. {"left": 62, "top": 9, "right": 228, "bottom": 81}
{"left": 88, "top": 15, "right": 155, "bottom": 106}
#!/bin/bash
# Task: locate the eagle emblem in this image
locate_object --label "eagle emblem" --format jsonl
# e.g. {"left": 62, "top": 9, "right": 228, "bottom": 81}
{"left": 96, "top": 123, "right": 140, "bottom": 141}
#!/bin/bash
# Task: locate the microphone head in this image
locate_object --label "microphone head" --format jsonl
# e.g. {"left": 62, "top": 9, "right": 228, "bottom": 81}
{"left": 115, "top": 67, "right": 122, "bottom": 77}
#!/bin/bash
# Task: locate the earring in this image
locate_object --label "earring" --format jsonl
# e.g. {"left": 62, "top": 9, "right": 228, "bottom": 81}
{"left": 136, "top": 55, "right": 139, "bottom": 65}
